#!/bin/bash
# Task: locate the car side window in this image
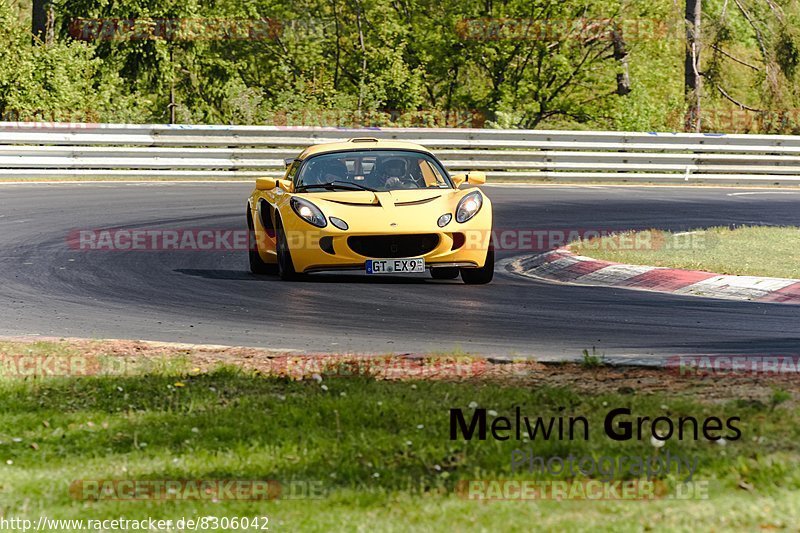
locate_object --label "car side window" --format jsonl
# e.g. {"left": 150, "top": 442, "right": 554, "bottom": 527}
{"left": 418, "top": 159, "right": 447, "bottom": 187}
{"left": 286, "top": 161, "right": 300, "bottom": 185}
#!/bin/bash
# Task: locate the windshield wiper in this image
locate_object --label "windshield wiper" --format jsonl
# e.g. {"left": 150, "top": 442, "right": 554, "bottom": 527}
{"left": 332, "top": 180, "right": 377, "bottom": 192}
{"left": 297, "top": 181, "right": 377, "bottom": 192}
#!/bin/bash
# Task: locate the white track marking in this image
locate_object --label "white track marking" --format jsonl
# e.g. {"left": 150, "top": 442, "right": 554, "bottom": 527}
{"left": 727, "top": 191, "right": 800, "bottom": 196}
{"left": 674, "top": 275, "right": 797, "bottom": 300}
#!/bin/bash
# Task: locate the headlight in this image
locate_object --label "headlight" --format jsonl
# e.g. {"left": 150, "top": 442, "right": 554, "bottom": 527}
{"left": 291, "top": 197, "right": 327, "bottom": 228}
{"left": 456, "top": 191, "right": 483, "bottom": 223}
{"left": 437, "top": 214, "right": 452, "bottom": 227}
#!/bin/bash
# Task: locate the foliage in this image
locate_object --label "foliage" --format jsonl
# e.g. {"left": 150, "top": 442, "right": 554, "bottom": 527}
{"left": 1, "top": 0, "right": 799, "bottom": 131}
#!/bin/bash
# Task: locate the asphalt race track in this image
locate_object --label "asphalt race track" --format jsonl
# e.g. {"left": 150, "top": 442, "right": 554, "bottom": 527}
{"left": 1, "top": 183, "right": 799, "bottom": 361}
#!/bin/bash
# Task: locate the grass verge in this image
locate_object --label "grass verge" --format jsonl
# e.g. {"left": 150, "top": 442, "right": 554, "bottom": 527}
{"left": 0, "top": 338, "right": 798, "bottom": 531}
{"left": 570, "top": 226, "right": 800, "bottom": 279}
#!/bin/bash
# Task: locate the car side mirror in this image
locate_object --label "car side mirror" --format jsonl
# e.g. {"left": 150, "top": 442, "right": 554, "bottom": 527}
{"left": 451, "top": 172, "right": 486, "bottom": 188}
{"left": 466, "top": 171, "right": 486, "bottom": 185}
{"left": 451, "top": 173, "right": 467, "bottom": 188}
{"left": 256, "top": 178, "right": 277, "bottom": 190}
{"left": 277, "top": 179, "right": 293, "bottom": 192}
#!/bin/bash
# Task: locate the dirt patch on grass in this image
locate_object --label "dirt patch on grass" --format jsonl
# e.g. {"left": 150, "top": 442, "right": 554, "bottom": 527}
{"left": 1, "top": 336, "right": 797, "bottom": 406}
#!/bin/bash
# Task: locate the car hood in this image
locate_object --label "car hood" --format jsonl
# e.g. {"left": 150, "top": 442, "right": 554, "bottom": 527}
{"left": 297, "top": 189, "right": 469, "bottom": 232}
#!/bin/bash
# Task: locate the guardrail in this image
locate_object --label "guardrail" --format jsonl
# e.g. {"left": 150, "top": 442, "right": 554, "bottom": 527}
{"left": 2, "top": 122, "right": 800, "bottom": 182}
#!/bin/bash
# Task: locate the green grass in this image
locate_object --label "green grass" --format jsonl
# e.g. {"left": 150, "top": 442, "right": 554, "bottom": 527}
{"left": 580, "top": 347, "right": 606, "bottom": 368}
{"left": 570, "top": 226, "right": 800, "bottom": 279}
{"left": 1, "top": 362, "right": 799, "bottom": 531}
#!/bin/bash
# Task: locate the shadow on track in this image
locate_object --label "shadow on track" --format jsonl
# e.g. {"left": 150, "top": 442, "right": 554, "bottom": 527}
{"left": 174, "top": 269, "right": 463, "bottom": 284}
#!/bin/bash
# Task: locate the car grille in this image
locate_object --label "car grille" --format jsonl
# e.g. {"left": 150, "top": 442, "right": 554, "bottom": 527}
{"left": 347, "top": 234, "right": 439, "bottom": 258}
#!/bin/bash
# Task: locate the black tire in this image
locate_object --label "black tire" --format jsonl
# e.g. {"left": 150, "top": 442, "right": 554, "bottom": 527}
{"left": 430, "top": 267, "right": 461, "bottom": 280}
{"left": 461, "top": 248, "right": 494, "bottom": 285}
{"left": 276, "top": 218, "right": 302, "bottom": 281}
{"left": 248, "top": 211, "right": 276, "bottom": 275}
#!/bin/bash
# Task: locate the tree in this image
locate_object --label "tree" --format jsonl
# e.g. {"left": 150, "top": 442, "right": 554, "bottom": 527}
{"left": 32, "top": 0, "right": 55, "bottom": 44}
{"left": 684, "top": 0, "right": 701, "bottom": 131}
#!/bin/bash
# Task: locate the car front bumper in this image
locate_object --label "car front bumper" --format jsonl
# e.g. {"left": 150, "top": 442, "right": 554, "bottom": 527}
{"left": 290, "top": 230, "right": 489, "bottom": 273}
{"left": 280, "top": 211, "right": 492, "bottom": 274}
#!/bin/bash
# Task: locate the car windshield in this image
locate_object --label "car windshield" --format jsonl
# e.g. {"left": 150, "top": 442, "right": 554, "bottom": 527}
{"left": 295, "top": 150, "right": 452, "bottom": 192}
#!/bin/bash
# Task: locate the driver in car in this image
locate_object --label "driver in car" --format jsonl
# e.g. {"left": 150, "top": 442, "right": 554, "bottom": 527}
{"left": 306, "top": 158, "right": 349, "bottom": 185}
{"left": 372, "top": 157, "right": 419, "bottom": 189}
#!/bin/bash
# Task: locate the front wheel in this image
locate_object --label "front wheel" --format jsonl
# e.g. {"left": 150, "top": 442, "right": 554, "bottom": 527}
{"left": 248, "top": 212, "right": 275, "bottom": 275}
{"left": 276, "top": 219, "right": 302, "bottom": 281}
{"left": 461, "top": 248, "right": 494, "bottom": 285}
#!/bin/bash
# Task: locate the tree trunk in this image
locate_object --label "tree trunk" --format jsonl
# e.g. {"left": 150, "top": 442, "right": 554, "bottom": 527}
{"left": 32, "top": 0, "right": 55, "bottom": 45}
{"left": 685, "top": 0, "right": 702, "bottom": 131}
{"left": 354, "top": 0, "right": 367, "bottom": 113}
{"left": 612, "top": 25, "right": 631, "bottom": 96}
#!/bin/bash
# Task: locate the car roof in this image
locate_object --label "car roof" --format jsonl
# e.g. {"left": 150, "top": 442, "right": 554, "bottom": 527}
{"left": 297, "top": 138, "right": 435, "bottom": 160}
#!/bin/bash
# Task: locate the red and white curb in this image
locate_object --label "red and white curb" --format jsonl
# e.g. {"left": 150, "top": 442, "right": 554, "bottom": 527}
{"left": 508, "top": 248, "right": 800, "bottom": 304}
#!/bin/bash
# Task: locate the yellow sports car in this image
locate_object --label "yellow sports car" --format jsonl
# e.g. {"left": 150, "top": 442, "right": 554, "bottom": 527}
{"left": 246, "top": 138, "right": 493, "bottom": 283}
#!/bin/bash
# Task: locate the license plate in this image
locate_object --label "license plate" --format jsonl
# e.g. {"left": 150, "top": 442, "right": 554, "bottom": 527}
{"left": 366, "top": 258, "right": 425, "bottom": 274}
